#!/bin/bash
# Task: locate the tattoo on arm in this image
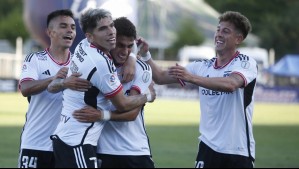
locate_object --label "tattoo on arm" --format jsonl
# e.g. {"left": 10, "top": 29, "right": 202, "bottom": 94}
{"left": 47, "top": 78, "right": 64, "bottom": 93}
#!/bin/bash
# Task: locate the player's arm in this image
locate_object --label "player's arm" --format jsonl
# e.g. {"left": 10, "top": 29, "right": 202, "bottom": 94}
{"left": 169, "top": 64, "right": 244, "bottom": 92}
{"left": 20, "top": 67, "right": 68, "bottom": 97}
{"left": 120, "top": 54, "right": 136, "bottom": 83}
{"left": 47, "top": 72, "right": 92, "bottom": 93}
{"left": 137, "top": 38, "right": 177, "bottom": 85}
{"left": 73, "top": 90, "right": 142, "bottom": 122}
{"left": 109, "top": 86, "right": 154, "bottom": 112}
{"left": 73, "top": 82, "right": 156, "bottom": 122}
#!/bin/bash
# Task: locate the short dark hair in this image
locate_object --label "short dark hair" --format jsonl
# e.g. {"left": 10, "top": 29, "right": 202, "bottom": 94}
{"left": 219, "top": 11, "right": 252, "bottom": 39}
{"left": 79, "top": 8, "right": 112, "bottom": 33}
{"left": 114, "top": 17, "right": 136, "bottom": 39}
{"left": 47, "top": 9, "right": 74, "bottom": 28}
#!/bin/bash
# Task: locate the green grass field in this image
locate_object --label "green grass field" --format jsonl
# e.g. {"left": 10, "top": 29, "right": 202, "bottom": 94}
{"left": 0, "top": 93, "right": 299, "bottom": 168}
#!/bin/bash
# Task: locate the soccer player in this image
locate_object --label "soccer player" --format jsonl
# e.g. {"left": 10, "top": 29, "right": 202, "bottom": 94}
{"left": 72, "top": 17, "right": 155, "bottom": 168}
{"left": 18, "top": 9, "right": 92, "bottom": 168}
{"left": 139, "top": 11, "right": 257, "bottom": 168}
{"left": 50, "top": 9, "right": 155, "bottom": 168}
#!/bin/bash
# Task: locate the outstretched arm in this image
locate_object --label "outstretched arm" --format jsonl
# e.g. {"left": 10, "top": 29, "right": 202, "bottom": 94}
{"left": 137, "top": 38, "right": 178, "bottom": 85}
{"left": 169, "top": 64, "right": 244, "bottom": 92}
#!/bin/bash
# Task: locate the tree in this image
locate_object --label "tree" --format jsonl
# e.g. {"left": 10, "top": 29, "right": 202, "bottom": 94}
{"left": 205, "top": 0, "right": 299, "bottom": 61}
{"left": 0, "top": 0, "right": 29, "bottom": 47}
{"left": 165, "top": 18, "right": 205, "bottom": 60}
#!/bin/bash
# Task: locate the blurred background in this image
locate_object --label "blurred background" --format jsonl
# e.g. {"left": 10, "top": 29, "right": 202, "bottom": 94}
{"left": 0, "top": 0, "right": 298, "bottom": 100}
{"left": 0, "top": 0, "right": 298, "bottom": 168}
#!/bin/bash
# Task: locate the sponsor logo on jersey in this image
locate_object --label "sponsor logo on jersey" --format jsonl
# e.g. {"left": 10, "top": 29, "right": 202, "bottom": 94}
{"left": 37, "top": 54, "right": 47, "bottom": 61}
{"left": 61, "top": 114, "right": 70, "bottom": 123}
{"left": 223, "top": 71, "right": 231, "bottom": 77}
{"left": 75, "top": 51, "right": 84, "bottom": 62}
{"left": 201, "top": 89, "right": 233, "bottom": 96}
{"left": 42, "top": 70, "right": 51, "bottom": 76}
{"left": 142, "top": 71, "right": 151, "bottom": 83}
{"left": 70, "top": 61, "right": 79, "bottom": 73}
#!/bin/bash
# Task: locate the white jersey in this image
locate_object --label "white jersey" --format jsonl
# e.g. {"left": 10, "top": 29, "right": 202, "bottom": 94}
{"left": 97, "top": 60, "right": 152, "bottom": 156}
{"left": 186, "top": 51, "right": 257, "bottom": 159}
{"left": 54, "top": 38, "right": 122, "bottom": 146}
{"left": 19, "top": 49, "right": 71, "bottom": 151}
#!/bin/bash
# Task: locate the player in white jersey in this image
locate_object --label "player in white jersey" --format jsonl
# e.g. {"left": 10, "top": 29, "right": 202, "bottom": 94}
{"left": 138, "top": 11, "right": 257, "bottom": 168}
{"left": 50, "top": 9, "right": 155, "bottom": 168}
{"left": 72, "top": 17, "right": 155, "bottom": 168}
{"left": 18, "top": 9, "right": 92, "bottom": 168}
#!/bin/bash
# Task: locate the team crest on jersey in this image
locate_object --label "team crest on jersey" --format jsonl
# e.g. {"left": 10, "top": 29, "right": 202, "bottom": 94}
{"left": 22, "top": 64, "right": 27, "bottom": 72}
{"left": 142, "top": 71, "right": 151, "bottom": 83}
{"left": 70, "top": 61, "right": 78, "bottom": 73}
{"left": 109, "top": 74, "right": 117, "bottom": 86}
{"left": 241, "top": 61, "right": 250, "bottom": 69}
{"left": 37, "top": 54, "right": 47, "bottom": 61}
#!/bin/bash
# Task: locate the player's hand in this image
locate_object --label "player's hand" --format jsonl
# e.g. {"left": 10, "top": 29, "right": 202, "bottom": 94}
{"left": 121, "top": 56, "right": 136, "bottom": 83}
{"left": 73, "top": 106, "right": 102, "bottom": 122}
{"left": 63, "top": 73, "right": 92, "bottom": 92}
{"left": 146, "top": 81, "right": 156, "bottom": 103}
{"left": 136, "top": 37, "right": 151, "bottom": 61}
{"left": 168, "top": 63, "right": 193, "bottom": 83}
{"left": 54, "top": 67, "right": 69, "bottom": 79}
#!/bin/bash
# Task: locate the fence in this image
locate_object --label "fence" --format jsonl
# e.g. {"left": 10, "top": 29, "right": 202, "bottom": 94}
{"left": 0, "top": 53, "right": 23, "bottom": 79}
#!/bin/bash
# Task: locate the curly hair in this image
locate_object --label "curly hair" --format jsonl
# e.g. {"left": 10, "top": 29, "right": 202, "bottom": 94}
{"left": 219, "top": 11, "right": 252, "bottom": 39}
{"left": 114, "top": 17, "right": 136, "bottom": 39}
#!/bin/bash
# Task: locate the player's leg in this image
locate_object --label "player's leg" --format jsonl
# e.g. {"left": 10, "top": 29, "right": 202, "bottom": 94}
{"left": 97, "top": 154, "right": 119, "bottom": 168}
{"left": 18, "top": 149, "right": 54, "bottom": 168}
{"left": 225, "top": 154, "right": 254, "bottom": 168}
{"left": 52, "top": 135, "right": 99, "bottom": 168}
{"left": 97, "top": 154, "right": 155, "bottom": 168}
{"left": 195, "top": 141, "right": 222, "bottom": 168}
{"left": 122, "top": 155, "right": 155, "bottom": 168}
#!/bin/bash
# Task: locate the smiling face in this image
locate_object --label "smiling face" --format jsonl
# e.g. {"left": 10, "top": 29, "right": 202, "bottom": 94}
{"left": 214, "top": 21, "right": 243, "bottom": 54}
{"left": 86, "top": 17, "right": 116, "bottom": 53}
{"left": 111, "top": 35, "right": 135, "bottom": 66}
{"left": 47, "top": 15, "right": 76, "bottom": 49}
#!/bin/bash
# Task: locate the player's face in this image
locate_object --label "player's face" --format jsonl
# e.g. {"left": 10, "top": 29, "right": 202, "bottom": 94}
{"left": 111, "top": 35, "right": 134, "bottom": 66}
{"left": 88, "top": 17, "right": 116, "bottom": 53}
{"left": 214, "top": 21, "right": 242, "bottom": 53}
{"left": 47, "top": 16, "right": 76, "bottom": 49}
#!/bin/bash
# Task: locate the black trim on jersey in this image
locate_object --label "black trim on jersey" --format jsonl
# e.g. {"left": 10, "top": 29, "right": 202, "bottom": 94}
{"left": 84, "top": 67, "right": 99, "bottom": 109}
{"left": 24, "top": 53, "right": 34, "bottom": 62}
{"left": 140, "top": 106, "right": 153, "bottom": 157}
{"left": 137, "top": 60, "right": 150, "bottom": 71}
{"left": 81, "top": 122, "right": 95, "bottom": 145}
{"left": 97, "top": 50, "right": 114, "bottom": 74}
{"left": 81, "top": 67, "right": 98, "bottom": 145}
{"left": 243, "top": 78, "right": 256, "bottom": 162}
{"left": 27, "top": 96, "right": 31, "bottom": 103}
{"left": 236, "top": 54, "right": 249, "bottom": 61}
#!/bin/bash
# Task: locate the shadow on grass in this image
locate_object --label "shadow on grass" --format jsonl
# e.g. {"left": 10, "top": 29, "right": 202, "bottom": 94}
{"left": 0, "top": 125, "right": 298, "bottom": 168}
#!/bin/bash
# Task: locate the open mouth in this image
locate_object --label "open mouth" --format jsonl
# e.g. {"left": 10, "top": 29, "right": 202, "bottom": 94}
{"left": 63, "top": 36, "right": 72, "bottom": 40}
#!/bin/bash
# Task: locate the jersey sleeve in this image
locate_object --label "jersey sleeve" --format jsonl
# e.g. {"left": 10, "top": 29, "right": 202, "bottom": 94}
{"left": 19, "top": 53, "right": 39, "bottom": 84}
{"left": 185, "top": 59, "right": 208, "bottom": 76}
{"left": 131, "top": 60, "right": 152, "bottom": 94}
{"left": 231, "top": 57, "right": 258, "bottom": 87}
{"left": 93, "top": 61, "right": 123, "bottom": 98}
